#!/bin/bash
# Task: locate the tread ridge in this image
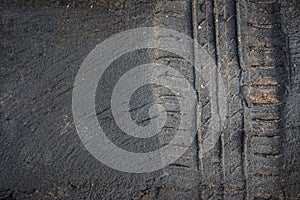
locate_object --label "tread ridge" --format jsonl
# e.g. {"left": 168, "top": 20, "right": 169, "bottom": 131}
{"left": 236, "top": 0, "right": 287, "bottom": 199}
{"left": 214, "top": 0, "right": 246, "bottom": 199}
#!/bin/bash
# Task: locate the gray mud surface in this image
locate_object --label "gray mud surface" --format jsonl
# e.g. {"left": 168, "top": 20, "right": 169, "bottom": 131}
{"left": 1, "top": 0, "right": 299, "bottom": 199}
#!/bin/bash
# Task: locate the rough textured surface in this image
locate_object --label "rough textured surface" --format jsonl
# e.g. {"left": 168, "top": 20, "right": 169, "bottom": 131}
{"left": 0, "top": 0, "right": 299, "bottom": 199}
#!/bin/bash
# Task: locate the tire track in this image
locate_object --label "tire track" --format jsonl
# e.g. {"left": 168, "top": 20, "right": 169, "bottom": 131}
{"left": 213, "top": 0, "right": 246, "bottom": 199}
{"left": 236, "top": 0, "right": 287, "bottom": 199}
{"left": 193, "top": 0, "right": 223, "bottom": 199}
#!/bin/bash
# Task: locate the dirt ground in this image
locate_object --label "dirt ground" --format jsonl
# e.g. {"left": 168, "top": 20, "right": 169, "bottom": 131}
{"left": 1, "top": 0, "right": 299, "bottom": 199}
